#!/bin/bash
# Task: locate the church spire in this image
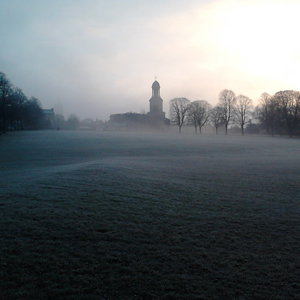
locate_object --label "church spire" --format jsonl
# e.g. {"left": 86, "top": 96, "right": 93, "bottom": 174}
{"left": 152, "top": 79, "right": 160, "bottom": 97}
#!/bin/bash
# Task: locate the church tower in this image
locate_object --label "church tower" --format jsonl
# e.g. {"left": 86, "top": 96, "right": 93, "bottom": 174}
{"left": 148, "top": 80, "right": 165, "bottom": 118}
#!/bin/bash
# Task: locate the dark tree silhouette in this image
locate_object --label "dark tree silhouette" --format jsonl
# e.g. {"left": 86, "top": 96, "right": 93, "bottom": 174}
{"left": 0, "top": 72, "right": 12, "bottom": 133}
{"left": 169, "top": 98, "right": 190, "bottom": 133}
{"left": 218, "top": 89, "right": 236, "bottom": 135}
{"left": 8, "top": 87, "right": 28, "bottom": 130}
{"left": 23, "top": 97, "right": 43, "bottom": 129}
{"left": 256, "top": 93, "right": 277, "bottom": 136}
{"left": 234, "top": 95, "right": 253, "bottom": 135}
{"left": 210, "top": 106, "right": 224, "bottom": 134}
{"left": 0, "top": 72, "right": 46, "bottom": 133}
{"left": 273, "top": 90, "right": 300, "bottom": 137}
{"left": 188, "top": 100, "right": 211, "bottom": 134}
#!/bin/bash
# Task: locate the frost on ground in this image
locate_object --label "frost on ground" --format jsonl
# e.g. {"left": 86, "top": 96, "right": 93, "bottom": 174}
{"left": 0, "top": 130, "right": 300, "bottom": 299}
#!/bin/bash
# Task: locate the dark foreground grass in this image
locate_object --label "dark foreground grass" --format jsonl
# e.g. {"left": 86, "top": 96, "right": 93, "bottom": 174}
{"left": 0, "top": 131, "right": 300, "bottom": 299}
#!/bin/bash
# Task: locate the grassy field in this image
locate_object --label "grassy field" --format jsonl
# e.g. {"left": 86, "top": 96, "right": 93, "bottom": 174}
{"left": 0, "top": 130, "right": 300, "bottom": 299}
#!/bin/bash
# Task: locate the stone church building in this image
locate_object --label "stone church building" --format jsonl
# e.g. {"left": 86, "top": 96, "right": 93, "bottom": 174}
{"left": 109, "top": 80, "right": 169, "bottom": 129}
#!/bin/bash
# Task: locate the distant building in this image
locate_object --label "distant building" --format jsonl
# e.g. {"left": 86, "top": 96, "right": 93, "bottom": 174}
{"left": 42, "top": 108, "right": 56, "bottom": 128}
{"left": 108, "top": 80, "right": 169, "bottom": 129}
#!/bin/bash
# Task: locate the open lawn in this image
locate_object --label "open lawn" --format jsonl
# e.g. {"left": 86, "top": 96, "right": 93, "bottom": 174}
{"left": 0, "top": 130, "right": 299, "bottom": 299}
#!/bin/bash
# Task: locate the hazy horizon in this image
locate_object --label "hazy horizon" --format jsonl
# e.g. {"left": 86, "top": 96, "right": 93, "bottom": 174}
{"left": 1, "top": 0, "right": 300, "bottom": 120}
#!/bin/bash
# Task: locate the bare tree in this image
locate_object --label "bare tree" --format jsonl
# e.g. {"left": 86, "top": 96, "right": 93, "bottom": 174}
{"left": 234, "top": 95, "right": 253, "bottom": 135}
{"left": 187, "top": 101, "right": 199, "bottom": 134}
{"left": 218, "top": 89, "right": 236, "bottom": 135}
{"left": 169, "top": 98, "right": 190, "bottom": 133}
{"left": 273, "top": 90, "right": 300, "bottom": 137}
{"left": 210, "top": 106, "right": 223, "bottom": 134}
{"left": 188, "top": 100, "right": 211, "bottom": 134}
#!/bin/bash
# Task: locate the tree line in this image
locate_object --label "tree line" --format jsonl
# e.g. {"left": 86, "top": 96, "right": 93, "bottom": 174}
{"left": 0, "top": 72, "right": 104, "bottom": 133}
{"left": 0, "top": 72, "right": 45, "bottom": 133}
{"left": 170, "top": 89, "right": 300, "bottom": 137}
{"left": 2, "top": 70, "right": 300, "bottom": 136}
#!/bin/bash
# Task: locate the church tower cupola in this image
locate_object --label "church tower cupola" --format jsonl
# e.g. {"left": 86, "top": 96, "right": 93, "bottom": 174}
{"left": 152, "top": 80, "right": 160, "bottom": 97}
{"left": 148, "top": 79, "right": 165, "bottom": 119}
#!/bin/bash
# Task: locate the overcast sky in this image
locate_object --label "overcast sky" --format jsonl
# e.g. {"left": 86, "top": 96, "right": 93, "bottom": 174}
{"left": 1, "top": 0, "right": 300, "bottom": 120}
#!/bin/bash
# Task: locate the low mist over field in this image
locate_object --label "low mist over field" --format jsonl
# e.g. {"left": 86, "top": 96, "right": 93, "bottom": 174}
{"left": 1, "top": 130, "right": 299, "bottom": 298}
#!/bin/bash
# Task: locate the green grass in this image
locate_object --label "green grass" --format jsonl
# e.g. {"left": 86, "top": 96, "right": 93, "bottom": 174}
{"left": 0, "top": 131, "right": 300, "bottom": 299}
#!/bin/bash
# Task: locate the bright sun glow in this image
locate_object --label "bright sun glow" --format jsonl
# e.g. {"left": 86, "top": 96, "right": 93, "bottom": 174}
{"left": 151, "top": 0, "right": 300, "bottom": 103}
{"left": 194, "top": 0, "right": 300, "bottom": 90}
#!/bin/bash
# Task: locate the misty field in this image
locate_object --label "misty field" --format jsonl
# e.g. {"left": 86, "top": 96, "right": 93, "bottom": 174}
{"left": 0, "top": 130, "right": 299, "bottom": 299}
